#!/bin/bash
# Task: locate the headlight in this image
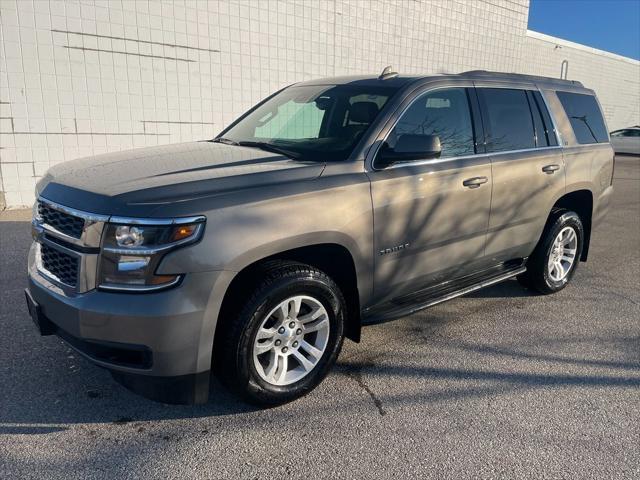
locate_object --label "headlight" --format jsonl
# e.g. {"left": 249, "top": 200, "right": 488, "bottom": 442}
{"left": 97, "top": 217, "right": 205, "bottom": 291}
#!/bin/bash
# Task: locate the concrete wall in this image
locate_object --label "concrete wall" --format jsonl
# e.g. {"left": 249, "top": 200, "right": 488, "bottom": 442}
{"left": 1, "top": 0, "right": 639, "bottom": 208}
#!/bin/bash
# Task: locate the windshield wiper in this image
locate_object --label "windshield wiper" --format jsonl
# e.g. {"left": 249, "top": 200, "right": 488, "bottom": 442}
{"left": 236, "top": 141, "right": 300, "bottom": 160}
{"left": 212, "top": 137, "right": 301, "bottom": 159}
{"left": 212, "top": 137, "right": 240, "bottom": 145}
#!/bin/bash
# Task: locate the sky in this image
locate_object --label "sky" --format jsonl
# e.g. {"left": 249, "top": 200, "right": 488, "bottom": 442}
{"left": 528, "top": 0, "right": 640, "bottom": 60}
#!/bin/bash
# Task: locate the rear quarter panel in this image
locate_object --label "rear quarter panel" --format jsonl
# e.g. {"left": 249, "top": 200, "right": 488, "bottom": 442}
{"left": 544, "top": 89, "right": 614, "bottom": 227}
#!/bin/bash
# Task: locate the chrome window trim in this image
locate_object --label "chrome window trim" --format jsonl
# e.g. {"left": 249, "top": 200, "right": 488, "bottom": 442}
{"left": 560, "top": 142, "right": 613, "bottom": 150}
{"left": 382, "top": 145, "right": 563, "bottom": 170}
{"left": 368, "top": 83, "right": 574, "bottom": 172}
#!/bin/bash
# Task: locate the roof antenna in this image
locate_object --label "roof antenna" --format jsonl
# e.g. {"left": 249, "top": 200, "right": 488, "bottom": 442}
{"left": 378, "top": 65, "right": 398, "bottom": 80}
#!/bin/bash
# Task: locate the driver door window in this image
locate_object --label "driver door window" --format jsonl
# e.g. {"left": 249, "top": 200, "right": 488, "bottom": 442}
{"left": 387, "top": 88, "right": 475, "bottom": 159}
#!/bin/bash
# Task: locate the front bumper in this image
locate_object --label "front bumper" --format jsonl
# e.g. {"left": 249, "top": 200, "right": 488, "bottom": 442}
{"left": 27, "top": 251, "right": 229, "bottom": 403}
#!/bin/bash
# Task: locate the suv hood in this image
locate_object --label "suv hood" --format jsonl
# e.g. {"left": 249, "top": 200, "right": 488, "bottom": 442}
{"left": 38, "top": 142, "right": 325, "bottom": 215}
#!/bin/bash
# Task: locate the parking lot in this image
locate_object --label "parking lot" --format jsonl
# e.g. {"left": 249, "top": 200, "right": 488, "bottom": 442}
{"left": 1, "top": 156, "right": 638, "bottom": 479}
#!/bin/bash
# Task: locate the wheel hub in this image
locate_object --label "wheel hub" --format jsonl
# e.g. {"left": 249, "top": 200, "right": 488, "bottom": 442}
{"left": 274, "top": 320, "right": 302, "bottom": 350}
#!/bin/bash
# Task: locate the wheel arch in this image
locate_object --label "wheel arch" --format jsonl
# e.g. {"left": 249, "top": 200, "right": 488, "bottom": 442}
{"left": 216, "top": 240, "right": 365, "bottom": 352}
{"left": 551, "top": 188, "right": 593, "bottom": 261}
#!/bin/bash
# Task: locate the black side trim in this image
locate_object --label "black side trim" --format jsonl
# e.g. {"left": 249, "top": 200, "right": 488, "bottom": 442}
{"left": 394, "top": 259, "right": 524, "bottom": 306}
{"left": 467, "top": 87, "right": 486, "bottom": 154}
{"left": 111, "top": 370, "right": 210, "bottom": 405}
{"left": 363, "top": 259, "right": 526, "bottom": 325}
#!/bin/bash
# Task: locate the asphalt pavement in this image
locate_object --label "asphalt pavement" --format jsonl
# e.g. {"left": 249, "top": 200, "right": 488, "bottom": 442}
{"left": 1, "top": 156, "right": 638, "bottom": 479}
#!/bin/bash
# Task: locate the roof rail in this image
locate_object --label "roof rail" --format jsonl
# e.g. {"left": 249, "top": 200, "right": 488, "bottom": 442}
{"left": 458, "top": 69, "right": 584, "bottom": 87}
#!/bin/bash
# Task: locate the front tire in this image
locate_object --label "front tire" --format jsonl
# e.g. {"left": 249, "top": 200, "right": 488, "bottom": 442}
{"left": 518, "top": 209, "right": 584, "bottom": 294}
{"left": 217, "top": 262, "right": 345, "bottom": 406}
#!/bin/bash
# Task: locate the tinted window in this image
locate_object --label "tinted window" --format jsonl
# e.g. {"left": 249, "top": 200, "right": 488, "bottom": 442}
{"left": 387, "top": 88, "right": 475, "bottom": 158}
{"left": 556, "top": 91, "right": 608, "bottom": 144}
{"left": 479, "top": 89, "right": 535, "bottom": 152}
{"left": 611, "top": 130, "right": 640, "bottom": 137}
{"left": 527, "top": 91, "right": 549, "bottom": 147}
{"left": 532, "top": 91, "right": 559, "bottom": 146}
{"left": 610, "top": 129, "right": 639, "bottom": 137}
{"left": 255, "top": 100, "right": 324, "bottom": 139}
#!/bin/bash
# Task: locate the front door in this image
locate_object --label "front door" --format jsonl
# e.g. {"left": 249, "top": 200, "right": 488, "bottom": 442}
{"left": 367, "top": 87, "right": 492, "bottom": 302}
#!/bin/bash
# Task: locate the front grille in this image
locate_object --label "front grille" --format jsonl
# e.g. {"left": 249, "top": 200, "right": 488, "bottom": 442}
{"left": 38, "top": 201, "right": 85, "bottom": 238}
{"left": 40, "top": 243, "right": 79, "bottom": 287}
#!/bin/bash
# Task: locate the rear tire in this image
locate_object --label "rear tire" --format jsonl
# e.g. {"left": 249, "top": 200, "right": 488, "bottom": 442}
{"left": 518, "top": 210, "right": 584, "bottom": 294}
{"left": 217, "top": 261, "right": 345, "bottom": 406}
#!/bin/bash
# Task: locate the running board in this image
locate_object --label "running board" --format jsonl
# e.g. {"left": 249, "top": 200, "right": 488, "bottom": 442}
{"left": 362, "top": 264, "right": 526, "bottom": 325}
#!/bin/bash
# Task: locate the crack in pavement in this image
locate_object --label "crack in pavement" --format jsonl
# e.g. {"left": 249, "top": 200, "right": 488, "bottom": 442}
{"left": 342, "top": 362, "right": 387, "bottom": 416}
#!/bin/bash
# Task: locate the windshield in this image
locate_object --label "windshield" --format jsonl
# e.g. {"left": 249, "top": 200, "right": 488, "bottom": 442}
{"left": 218, "top": 84, "right": 399, "bottom": 161}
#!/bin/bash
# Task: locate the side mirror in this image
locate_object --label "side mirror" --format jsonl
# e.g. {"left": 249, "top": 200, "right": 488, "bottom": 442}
{"left": 377, "top": 134, "right": 442, "bottom": 168}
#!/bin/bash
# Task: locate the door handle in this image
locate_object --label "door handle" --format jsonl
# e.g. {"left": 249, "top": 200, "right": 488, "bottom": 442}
{"left": 462, "top": 176, "right": 488, "bottom": 188}
{"left": 542, "top": 164, "right": 560, "bottom": 174}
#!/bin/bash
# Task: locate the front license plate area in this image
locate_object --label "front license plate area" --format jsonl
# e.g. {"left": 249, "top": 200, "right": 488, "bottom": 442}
{"left": 25, "top": 289, "right": 56, "bottom": 336}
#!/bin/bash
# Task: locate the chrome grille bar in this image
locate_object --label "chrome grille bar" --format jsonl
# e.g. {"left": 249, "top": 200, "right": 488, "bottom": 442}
{"left": 32, "top": 197, "right": 108, "bottom": 293}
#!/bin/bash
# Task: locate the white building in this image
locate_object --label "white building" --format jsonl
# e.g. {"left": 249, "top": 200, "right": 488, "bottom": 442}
{"left": 1, "top": 0, "right": 639, "bottom": 208}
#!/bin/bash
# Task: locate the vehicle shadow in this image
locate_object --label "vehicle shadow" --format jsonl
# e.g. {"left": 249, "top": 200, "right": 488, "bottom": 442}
{"left": 2, "top": 326, "right": 638, "bottom": 431}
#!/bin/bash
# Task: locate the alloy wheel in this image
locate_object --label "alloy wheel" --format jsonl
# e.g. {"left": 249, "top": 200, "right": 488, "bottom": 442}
{"left": 547, "top": 226, "right": 578, "bottom": 282}
{"left": 252, "top": 295, "right": 330, "bottom": 386}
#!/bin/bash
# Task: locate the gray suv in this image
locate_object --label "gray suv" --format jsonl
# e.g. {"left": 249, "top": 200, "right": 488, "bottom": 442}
{"left": 26, "top": 69, "right": 614, "bottom": 405}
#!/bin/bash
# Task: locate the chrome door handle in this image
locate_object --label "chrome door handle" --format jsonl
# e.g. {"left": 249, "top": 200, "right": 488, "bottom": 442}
{"left": 462, "top": 176, "right": 488, "bottom": 188}
{"left": 542, "top": 164, "right": 560, "bottom": 174}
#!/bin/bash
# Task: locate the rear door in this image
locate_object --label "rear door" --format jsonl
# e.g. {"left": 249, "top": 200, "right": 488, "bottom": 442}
{"left": 476, "top": 86, "right": 565, "bottom": 263}
{"left": 366, "top": 87, "right": 493, "bottom": 302}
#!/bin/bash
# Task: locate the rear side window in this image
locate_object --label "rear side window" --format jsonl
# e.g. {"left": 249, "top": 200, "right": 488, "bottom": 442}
{"left": 556, "top": 92, "right": 608, "bottom": 144}
{"left": 478, "top": 89, "right": 536, "bottom": 152}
